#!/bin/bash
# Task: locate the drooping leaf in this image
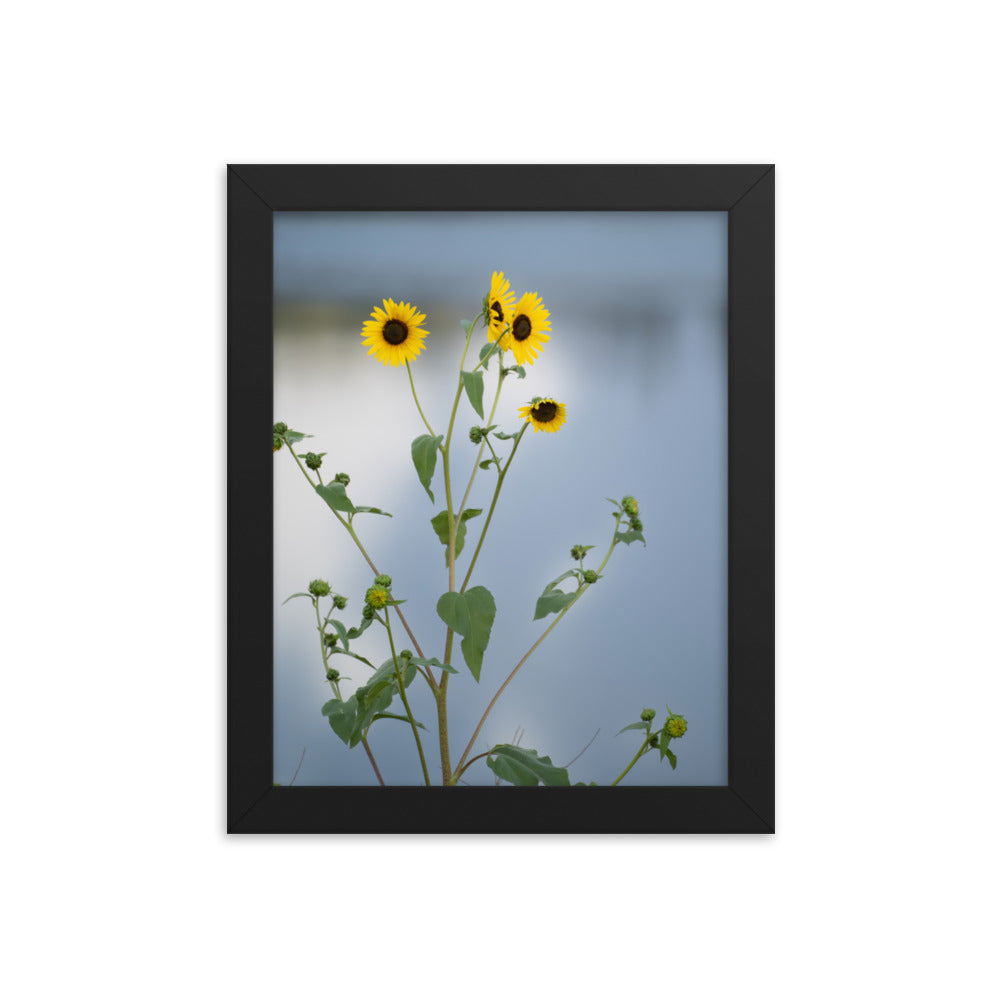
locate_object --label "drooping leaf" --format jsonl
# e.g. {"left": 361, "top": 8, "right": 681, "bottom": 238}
{"left": 533, "top": 588, "right": 578, "bottom": 620}
{"left": 615, "top": 721, "right": 650, "bottom": 737}
{"left": 494, "top": 430, "right": 518, "bottom": 440}
{"left": 503, "top": 365, "right": 526, "bottom": 379}
{"left": 664, "top": 747, "right": 678, "bottom": 770}
{"left": 430, "top": 508, "right": 482, "bottom": 563}
{"left": 614, "top": 529, "right": 646, "bottom": 546}
{"left": 352, "top": 506, "right": 392, "bottom": 517}
{"left": 284, "top": 430, "right": 312, "bottom": 444}
{"left": 479, "top": 459, "right": 497, "bottom": 470}
{"left": 486, "top": 745, "right": 571, "bottom": 787}
{"left": 479, "top": 342, "right": 494, "bottom": 369}
{"left": 436, "top": 586, "right": 496, "bottom": 681}
{"left": 315, "top": 481, "right": 355, "bottom": 514}
{"left": 346, "top": 617, "right": 374, "bottom": 640}
{"left": 461, "top": 370, "right": 486, "bottom": 419}
{"left": 411, "top": 434, "right": 443, "bottom": 503}
{"left": 281, "top": 592, "right": 314, "bottom": 604}
{"left": 461, "top": 319, "right": 474, "bottom": 334}
{"left": 371, "top": 713, "right": 427, "bottom": 729}
{"left": 330, "top": 648, "right": 375, "bottom": 669}
{"left": 408, "top": 655, "right": 458, "bottom": 675}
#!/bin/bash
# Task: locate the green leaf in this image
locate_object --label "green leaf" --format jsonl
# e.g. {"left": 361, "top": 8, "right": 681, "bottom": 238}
{"left": 479, "top": 342, "right": 494, "bottom": 369}
{"left": 615, "top": 721, "right": 650, "bottom": 737}
{"left": 281, "top": 592, "right": 314, "bottom": 604}
{"left": 479, "top": 459, "right": 497, "bottom": 470}
{"left": 436, "top": 585, "right": 496, "bottom": 681}
{"left": 331, "top": 648, "right": 375, "bottom": 669}
{"left": 430, "top": 508, "right": 482, "bottom": 563}
{"left": 371, "top": 713, "right": 427, "bottom": 729}
{"left": 284, "top": 430, "right": 312, "bottom": 444}
{"left": 408, "top": 655, "right": 458, "bottom": 674}
{"left": 346, "top": 617, "right": 374, "bottom": 640}
{"left": 494, "top": 430, "right": 518, "bottom": 440}
{"left": 315, "top": 481, "right": 355, "bottom": 514}
{"left": 324, "top": 618, "right": 351, "bottom": 649}
{"left": 353, "top": 506, "right": 392, "bottom": 517}
{"left": 486, "top": 745, "right": 571, "bottom": 787}
{"left": 614, "top": 529, "right": 646, "bottom": 546}
{"left": 411, "top": 434, "right": 443, "bottom": 503}
{"left": 461, "top": 370, "right": 486, "bottom": 418}
{"left": 461, "top": 319, "right": 474, "bottom": 334}
{"left": 664, "top": 747, "right": 678, "bottom": 770}
{"left": 503, "top": 365, "right": 526, "bottom": 379}
{"left": 533, "top": 588, "right": 578, "bottom": 620}
{"left": 322, "top": 698, "right": 357, "bottom": 745}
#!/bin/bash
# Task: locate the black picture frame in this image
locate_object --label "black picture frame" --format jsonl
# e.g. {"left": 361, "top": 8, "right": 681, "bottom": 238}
{"left": 228, "top": 164, "right": 774, "bottom": 834}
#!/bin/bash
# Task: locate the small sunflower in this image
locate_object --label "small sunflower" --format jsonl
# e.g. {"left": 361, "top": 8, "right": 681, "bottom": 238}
{"left": 486, "top": 271, "right": 516, "bottom": 350}
{"left": 506, "top": 292, "right": 551, "bottom": 365}
{"left": 518, "top": 397, "right": 566, "bottom": 434}
{"left": 361, "top": 298, "right": 429, "bottom": 367}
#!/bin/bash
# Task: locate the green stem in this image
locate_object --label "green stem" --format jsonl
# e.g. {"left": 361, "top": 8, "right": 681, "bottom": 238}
{"left": 455, "top": 519, "right": 621, "bottom": 772}
{"left": 456, "top": 362, "right": 505, "bottom": 520}
{"left": 451, "top": 749, "right": 493, "bottom": 784}
{"left": 610, "top": 741, "right": 648, "bottom": 787}
{"left": 383, "top": 611, "right": 431, "bottom": 786}
{"left": 406, "top": 360, "right": 437, "bottom": 438}
{"left": 285, "top": 442, "right": 432, "bottom": 678}
{"left": 314, "top": 598, "right": 385, "bottom": 787}
{"left": 435, "top": 314, "right": 481, "bottom": 781}
{"left": 459, "top": 423, "right": 526, "bottom": 593}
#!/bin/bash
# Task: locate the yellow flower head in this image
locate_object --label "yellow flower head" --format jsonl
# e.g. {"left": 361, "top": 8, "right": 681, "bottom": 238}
{"left": 486, "top": 271, "right": 516, "bottom": 350}
{"left": 506, "top": 292, "right": 551, "bottom": 365}
{"left": 361, "top": 298, "right": 429, "bottom": 367}
{"left": 518, "top": 397, "right": 566, "bottom": 434}
{"left": 365, "top": 585, "right": 389, "bottom": 609}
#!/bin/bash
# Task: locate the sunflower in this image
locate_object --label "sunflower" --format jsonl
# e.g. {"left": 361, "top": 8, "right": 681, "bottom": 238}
{"left": 506, "top": 292, "right": 551, "bottom": 365}
{"left": 361, "top": 298, "right": 429, "bottom": 367}
{"left": 486, "top": 271, "right": 516, "bottom": 350}
{"left": 518, "top": 397, "right": 566, "bottom": 434}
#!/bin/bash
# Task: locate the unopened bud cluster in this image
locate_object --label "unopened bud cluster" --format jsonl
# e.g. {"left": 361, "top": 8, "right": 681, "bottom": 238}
{"left": 570, "top": 544, "right": 587, "bottom": 561}
{"left": 334, "top": 472, "right": 350, "bottom": 486}
{"left": 304, "top": 452, "right": 324, "bottom": 470}
{"left": 469, "top": 426, "right": 484, "bottom": 444}
{"left": 583, "top": 569, "right": 599, "bottom": 584}
{"left": 308, "top": 579, "right": 331, "bottom": 597}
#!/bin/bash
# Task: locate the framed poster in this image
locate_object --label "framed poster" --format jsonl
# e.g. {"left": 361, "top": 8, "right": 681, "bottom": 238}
{"left": 228, "top": 164, "right": 773, "bottom": 833}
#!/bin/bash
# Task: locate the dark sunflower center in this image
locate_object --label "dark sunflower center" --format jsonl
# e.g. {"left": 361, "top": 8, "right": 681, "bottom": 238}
{"left": 491, "top": 300, "right": 504, "bottom": 323}
{"left": 532, "top": 401, "right": 557, "bottom": 422}
{"left": 512, "top": 315, "right": 532, "bottom": 341}
{"left": 382, "top": 319, "right": 408, "bottom": 345}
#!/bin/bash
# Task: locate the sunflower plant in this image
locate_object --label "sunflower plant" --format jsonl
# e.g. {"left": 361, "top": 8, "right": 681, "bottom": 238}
{"left": 276, "top": 271, "right": 687, "bottom": 786}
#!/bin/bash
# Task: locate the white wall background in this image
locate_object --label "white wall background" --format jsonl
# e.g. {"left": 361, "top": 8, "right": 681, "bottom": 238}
{"left": 3, "top": 3, "right": 997, "bottom": 999}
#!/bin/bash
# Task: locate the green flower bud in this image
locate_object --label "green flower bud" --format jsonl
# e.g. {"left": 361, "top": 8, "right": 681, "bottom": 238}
{"left": 469, "top": 426, "right": 483, "bottom": 444}
{"left": 334, "top": 472, "right": 350, "bottom": 486}
{"left": 325, "top": 667, "right": 340, "bottom": 682}
{"left": 273, "top": 435, "right": 283, "bottom": 453}
{"left": 304, "top": 451, "right": 323, "bottom": 471}
{"left": 374, "top": 574, "right": 392, "bottom": 588}
{"left": 323, "top": 632, "right": 338, "bottom": 648}
{"left": 570, "top": 545, "right": 586, "bottom": 561}
{"left": 273, "top": 422, "right": 288, "bottom": 436}
{"left": 665, "top": 715, "right": 688, "bottom": 739}
{"left": 629, "top": 515, "right": 643, "bottom": 532}
{"left": 399, "top": 649, "right": 413, "bottom": 662}
{"left": 640, "top": 708, "right": 656, "bottom": 722}
{"left": 333, "top": 594, "right": 347, "bottom": 610}
{"left": 583, "top": 569, "right": 599, "bottom": 584}
{"left": 622, "top": 496, "right": 639, "bottom": 516}
{"left": 365, "top": 585, "right": 389, "bottom": 609}
{"left": 362, "top": 604, "right": 375, "bottom": 620}
{"left": 308, "top": 579, "right": 331, "bottom": 597}
{"left": 648, "top": 734, "right": 659, "bottom": 748}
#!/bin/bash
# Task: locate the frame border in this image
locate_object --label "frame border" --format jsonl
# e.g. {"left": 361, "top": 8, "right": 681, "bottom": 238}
{"left": 228, "top": 165, "right": 774, "bottom": 833}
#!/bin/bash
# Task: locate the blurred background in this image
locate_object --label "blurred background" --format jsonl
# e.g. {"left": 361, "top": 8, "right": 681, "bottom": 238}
{"left": 273, "top": 211, "right": 728, "bottom": 786}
